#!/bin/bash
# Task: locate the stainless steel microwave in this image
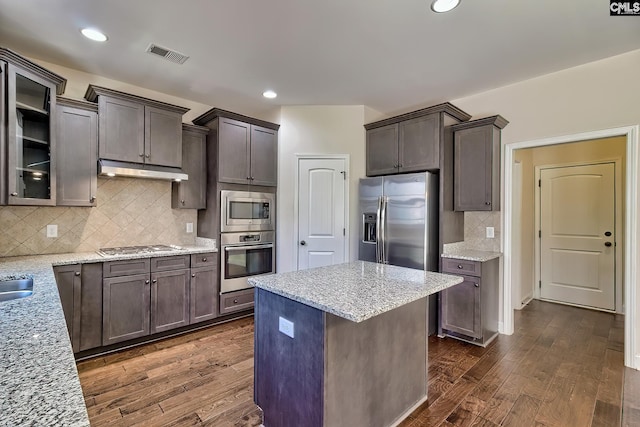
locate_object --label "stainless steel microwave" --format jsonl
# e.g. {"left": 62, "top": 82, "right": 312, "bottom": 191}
{"left": 220, "top": 190, "right": 275, "bottom": 232}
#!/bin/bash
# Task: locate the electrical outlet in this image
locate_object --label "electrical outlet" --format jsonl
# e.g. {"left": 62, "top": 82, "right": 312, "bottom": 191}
{"left": 46, "top": 224, "right": 58, "bottom": 238}
{"left": 279, "top": 316, "right": 295, "bottom": 338}
{"left": 486, "top": 227, "right": 495, "bottom": 239}
{"left": 186, "top": 222, "right": 194, "bottom": 233}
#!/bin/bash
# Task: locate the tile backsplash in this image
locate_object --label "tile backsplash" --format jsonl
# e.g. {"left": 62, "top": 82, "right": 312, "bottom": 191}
{"left": 461, "top": 211, "right": 501, "bottom": 252}
{"left": 0, "top": 177, "right": 197, "bottom": 257}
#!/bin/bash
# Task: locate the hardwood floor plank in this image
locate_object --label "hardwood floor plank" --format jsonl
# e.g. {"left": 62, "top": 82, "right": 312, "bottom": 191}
{"left": 501, "top": 394, "right": 540, "bottom": 427}
{"left": 596, "top": 349, "right": 625, "bottom": 406}
{"left": 622, "top": 367, "right": 640, "bottom": 427}
{"left": 591, "top": 400, "right": 621, "bottom": 427}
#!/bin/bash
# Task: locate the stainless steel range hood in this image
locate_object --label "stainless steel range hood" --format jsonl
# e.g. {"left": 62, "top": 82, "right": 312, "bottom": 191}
{"left": 99, "top": 160, "right": 188, "bottom": 181}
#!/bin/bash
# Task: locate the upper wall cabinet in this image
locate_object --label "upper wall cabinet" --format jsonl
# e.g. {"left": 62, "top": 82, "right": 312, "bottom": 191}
{"left": 0, "top": 47, "right": 66, "bottom": 206}
{"left": 56, "top": 98, "right": 98, "bottom": 207}
{"left": 193, "top": 108, "right": 279, "bottom": 187}
{"left": 172, "top": 124, "right": 209, "bottom": 209}
{"left": 452, "top": 115, "right": 508, "bottom": 211}
{"left": 85, "top": 85, "right": 189, "bottom": 168}
{"left": 364, "top": 103, "right": 471, "bottom": 177}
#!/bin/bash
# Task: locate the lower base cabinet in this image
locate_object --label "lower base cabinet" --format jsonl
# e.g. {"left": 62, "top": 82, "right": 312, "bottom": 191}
{"left": 439, "top": 256, "right": 499, "bottom": 347}
{"left": 190, "top": 266, "right": 217, "bottom": 323}
{"left": 151, "top": 269, "right": 190, "bottom": 333}
{"left": 102, "top": 273, "right": 150, "bottom": 346}
{"left": 55, "top": 252, "right": 221, "bottom": 353}
{"left": 54, "top": 263, "right": 103, "bottom": 352}
{"left": 220, "top": 288, "right": 255, "bottom": 315}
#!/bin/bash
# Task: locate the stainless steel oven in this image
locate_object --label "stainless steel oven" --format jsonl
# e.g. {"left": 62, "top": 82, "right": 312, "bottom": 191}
{"left": 221, "top": 190, "right": 275, "bottom": 233}
{"left": 220, "top": 231, "right": 275, "bottom": 293}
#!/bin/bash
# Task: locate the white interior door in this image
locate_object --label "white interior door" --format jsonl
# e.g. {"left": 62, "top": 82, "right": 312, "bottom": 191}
{"left": 540, "top": 163, "right": 615, "bottom": 310}
{"left": 297, "top": 158, "right": 347, "bottom": 270}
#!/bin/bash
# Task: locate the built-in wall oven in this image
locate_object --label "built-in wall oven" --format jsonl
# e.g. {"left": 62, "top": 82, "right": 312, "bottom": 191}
{"left": 221, "top": 190, "right": 275, "bottom": 233}
{"left": 220, "top": 231, "right": 275, "bottom": 293}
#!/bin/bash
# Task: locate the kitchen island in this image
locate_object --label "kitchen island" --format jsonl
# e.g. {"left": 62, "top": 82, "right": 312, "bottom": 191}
{"left": 249, "top": 261, "right": 464, "bottom": 427}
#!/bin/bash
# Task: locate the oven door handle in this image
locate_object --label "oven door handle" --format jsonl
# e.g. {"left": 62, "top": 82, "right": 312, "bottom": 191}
{"left": 224, "top": 244, "right": 274, "bottom": 252}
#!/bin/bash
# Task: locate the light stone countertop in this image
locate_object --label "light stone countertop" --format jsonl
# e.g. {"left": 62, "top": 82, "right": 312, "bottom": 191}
{"left": 441, "top": 249, "right": 502, "bottom": 262}
{"left": 249, "top": 261, "right": 464, "bottom": 323}
{"left": 0, "top": 243, "right": 218, "bottom": 427}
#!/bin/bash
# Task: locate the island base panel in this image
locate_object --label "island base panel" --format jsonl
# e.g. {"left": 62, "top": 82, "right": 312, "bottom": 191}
{"left": 255, "top": 288, "right": 428, "bottom": 427}
{"left": 255, "top": 288, "right": 324, "bottom": 427}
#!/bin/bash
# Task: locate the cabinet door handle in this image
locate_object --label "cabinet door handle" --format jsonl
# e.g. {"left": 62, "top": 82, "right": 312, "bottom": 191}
{"left": 180, "top": 200, "right": 185, "bottom": 205}
{"left": 75, "top": 272, "right": 80, "bottom": 276}
{"left": 202, "top": 257, "right": 207, "bottom": 262}
{"left": 192, "top": 273, "right": 196, "bottom": 278}
{"left": 457, "top": 265, "right": 463, "bottom": 269}
{"left": 233, "top": 299, "right": 238, "bottom": 304}
{"left": 10, "top": 192, "right": 18, "bottom": 196}
{"left": 145, "top": 280, "right": 150, "bottom": 284}
{"left": 152, "top": 279, "right": 157, "bottom": 283}
{"left": 145, "top": 154, "right": 150, "bottom": 158}
{"left": 474, "top": 283, "right": 479, "bottom": 287}
{"left": 139, "top": 153, "right": 144, "bottom": 157}
{"left": 485, "top": 201, "right": 491, "bottom": 205}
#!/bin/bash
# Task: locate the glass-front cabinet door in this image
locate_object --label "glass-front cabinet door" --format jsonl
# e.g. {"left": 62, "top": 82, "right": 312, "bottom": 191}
{"left": 7, "top": 64, "right": 56, "bottom": 205}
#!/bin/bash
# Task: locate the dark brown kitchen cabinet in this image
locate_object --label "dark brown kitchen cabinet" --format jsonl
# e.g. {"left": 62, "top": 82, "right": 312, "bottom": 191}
{"left": 1, "top": 48, "right": 66, "bottom": 206}
{"left": 172, "top": 124, "right": 208, "bottom": 209}
{"left": 193, "top": 108, "right": 279, "bottom": 188}
{"left": 85, "top": 85, "right": 188, "bottom": 168}
{"left": 365, "top": 104, "right": 472, "bottom": 177}
{"left": 190, "top": 252, "right": 217, "bottom": 323}
{"left": 220, "top": 288, "right": 255, "bottom": 315}
{"left": 151, "top": 269, "right": 190, "bottom": 333}
{"left": 452, "top": 115, "right": 508, "bottom": 211}
{"left": 440, "top": 256, "right": 499, "bottom": 347}
{"left": 54, "top": 263, "right": 103, "bottom": 352}
{"left": 56, "top": 98, "right": 98, "bottom": 207}
{"left": 102, "top": 273, "right": 151, "bottom": 346}
{"left": 366, "top": 114, "right": 440, "bottom": 176}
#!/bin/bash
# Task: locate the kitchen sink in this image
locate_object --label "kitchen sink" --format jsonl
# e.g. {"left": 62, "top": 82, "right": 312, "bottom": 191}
{"left": 0, "top": 278, "right": 34, "bottom": 302}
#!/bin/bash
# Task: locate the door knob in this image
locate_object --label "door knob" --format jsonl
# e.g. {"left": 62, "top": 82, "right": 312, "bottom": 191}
{"left": 300, "top": 240, "right": 307, "bottom": 246}
{"left": 604, "top": 231, "right": 612, "bottom": 236}
{"left": 605, "top": 242, "right": 612, "bottom": 247}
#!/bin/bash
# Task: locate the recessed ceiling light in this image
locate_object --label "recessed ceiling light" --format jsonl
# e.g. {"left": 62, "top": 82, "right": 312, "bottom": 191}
{"left": 81, "top": 28, "right": 108, "bottom": 42}
{"left": 431, "top": 0, "right": 460, "bottom": 13}
{"left": 263, "top": 90, "right": 277, "bottom": 99}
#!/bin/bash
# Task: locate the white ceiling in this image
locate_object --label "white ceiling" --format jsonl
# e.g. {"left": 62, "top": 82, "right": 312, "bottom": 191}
{"left": 1, "top": 0, "right": 639, "bottom": 118}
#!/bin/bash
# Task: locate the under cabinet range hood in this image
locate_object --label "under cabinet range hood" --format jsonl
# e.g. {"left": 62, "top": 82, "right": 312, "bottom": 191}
{"left": 99, "top": 159, "right": 188, "bottom": 181}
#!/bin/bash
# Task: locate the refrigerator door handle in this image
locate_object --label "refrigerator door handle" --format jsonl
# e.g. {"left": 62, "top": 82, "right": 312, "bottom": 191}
{"left": 376, "top": 196, "right": 383, "bottom": 263}
{"left": 380, "top": 196, "right": 388, "bottom": 264}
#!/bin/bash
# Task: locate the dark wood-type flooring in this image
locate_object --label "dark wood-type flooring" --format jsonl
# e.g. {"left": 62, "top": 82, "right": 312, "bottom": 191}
{"left": 77, "top": 300, "right": 637, "bottom": 426}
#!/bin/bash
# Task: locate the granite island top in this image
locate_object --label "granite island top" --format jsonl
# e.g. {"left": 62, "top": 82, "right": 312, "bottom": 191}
{"left": 0, "top": 241, "right": 217, "bottom": 427}
{"left": 249, "top": 261, "right": 464, "bottom": 323}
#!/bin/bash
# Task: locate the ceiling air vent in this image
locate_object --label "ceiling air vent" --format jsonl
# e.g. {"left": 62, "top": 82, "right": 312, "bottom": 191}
{"left": 145, "top": 43, "right": 189, "bottom": 64}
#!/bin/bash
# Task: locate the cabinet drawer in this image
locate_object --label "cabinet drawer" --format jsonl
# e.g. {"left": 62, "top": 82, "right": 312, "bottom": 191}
{"left": 191, "top": 252, "right": 216, "bottom": 268}
{"left": 151, "top": 255, "right": 190, "bottom": 272}
{"left": 103, "top": 259, "right": 151, "bottom": 278}
{"left": 442, "top": 258, "right": 481, "bottom": 277}
{"left": 219, "top": 289, "right": 254, "bottom": 315}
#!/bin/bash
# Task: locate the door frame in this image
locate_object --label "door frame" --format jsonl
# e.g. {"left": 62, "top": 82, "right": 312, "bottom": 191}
{"left": 293, "top": 154, "right": 350, "bottom": 271}
{"left": 503, "top": 125, "right": 639, "bottom": 369}
{"left": 534, "top": 160, "right": 623, "bottom": 312}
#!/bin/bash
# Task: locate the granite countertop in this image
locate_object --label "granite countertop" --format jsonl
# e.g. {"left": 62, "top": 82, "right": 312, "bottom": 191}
{"left": 249, "top": 261, "right": 464, "bottom": 323}
{"left": 441, "top": 249, "right": 502, "bottom": 262}
{"left": 0, "top": 241, "right": 217, "bottom": 427}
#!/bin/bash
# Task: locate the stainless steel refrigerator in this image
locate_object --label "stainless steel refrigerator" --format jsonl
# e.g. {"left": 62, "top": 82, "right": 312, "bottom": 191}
{"left": 359, "top": 172, "right": 439, "bottom": 333}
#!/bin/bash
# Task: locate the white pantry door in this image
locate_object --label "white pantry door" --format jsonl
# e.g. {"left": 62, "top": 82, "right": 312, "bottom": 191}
{"left": 540, "top": 163, "right": 616, "bottom": 310}
{"left": 297, "top": 158, "right": 347, "bottom": 270}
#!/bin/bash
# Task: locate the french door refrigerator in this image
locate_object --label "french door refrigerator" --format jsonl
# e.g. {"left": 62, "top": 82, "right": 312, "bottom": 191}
{"left": 359, "top": 172, "right": 439, "bottom": 333}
